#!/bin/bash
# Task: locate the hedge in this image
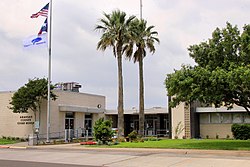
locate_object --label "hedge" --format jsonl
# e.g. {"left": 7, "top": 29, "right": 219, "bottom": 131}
{"left": 231, "top": 124, "right": 250, "bottom": 140}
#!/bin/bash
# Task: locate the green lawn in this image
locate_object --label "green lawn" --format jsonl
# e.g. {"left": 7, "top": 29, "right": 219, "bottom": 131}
{"left": 0, "top": 139, "right": 18, "bottom": 145}
{"left": 95, "top": 139, "right": 250, "bottom": 150}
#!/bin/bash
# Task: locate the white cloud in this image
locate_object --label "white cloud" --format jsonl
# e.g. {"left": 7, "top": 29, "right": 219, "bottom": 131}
{"left": 1, "top": 0, "right": 250, "bottom": 109}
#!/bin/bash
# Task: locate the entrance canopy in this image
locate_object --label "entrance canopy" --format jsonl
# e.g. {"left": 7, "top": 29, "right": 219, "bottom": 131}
{"left": 59, "top": 104, "right": 104, "bottom": 113}
{"left": 105, "top": 107, "right": 168, "bottom": 115}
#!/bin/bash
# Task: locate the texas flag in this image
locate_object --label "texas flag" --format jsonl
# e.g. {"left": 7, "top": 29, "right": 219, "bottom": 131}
{"left": 38, "top": 19, "right": 47, "bottom": 35}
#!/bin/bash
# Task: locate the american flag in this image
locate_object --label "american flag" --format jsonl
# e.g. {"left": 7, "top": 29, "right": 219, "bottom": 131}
{"left": 31, "top": 3, "right": 49, "bottom": 18}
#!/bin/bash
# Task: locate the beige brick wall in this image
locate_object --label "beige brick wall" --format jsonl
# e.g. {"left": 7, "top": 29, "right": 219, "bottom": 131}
{"left": 0, "top": 90, "right": 105, "bottom": 138}
{"left": 0, "top": 92, "right": 34, "bottom": 138}
{"left": 171, "top": 102, "right": 185, "bottom": 139}
{"left": 74, "top": 112, "right": 84, "bottom": 130}
{"left": 38, "top": 90, "right": 106, "bottom": 135}
{"left": 200, "top": 124, "right": 233, "bottom": 139}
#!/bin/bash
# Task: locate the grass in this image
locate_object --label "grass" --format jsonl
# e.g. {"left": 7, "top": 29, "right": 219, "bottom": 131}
{"left": 0, "top": 138, "right": 18, "bottom": 145}
{"left": 91, "top": 139, "right": 250, "bottom": 151}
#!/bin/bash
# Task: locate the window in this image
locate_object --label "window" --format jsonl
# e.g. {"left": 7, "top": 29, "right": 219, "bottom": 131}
{"left": 220, "top": 113, "right": 232, "bottom": 123}
{"left": 199, "top": 112, "right": 248, "bottom": 124}
{"left": 243, "top": 114, "right": 250, "bottom": 123}
{"left": 200, "top": 113, "right": 210, "bottom": 124}
{"left": 210, "top": 113, "right": 220, "bottom": 123}
{"left": 66, "top": 112, "right": 74, "bottom": 118}
{"left": 232, "top": 113, "right": 243, "bottom": 123}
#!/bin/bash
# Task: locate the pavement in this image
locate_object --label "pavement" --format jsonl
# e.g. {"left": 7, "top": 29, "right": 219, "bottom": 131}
{"left": 1, "top": 142, "right": 250, "bottom": 167}
{"left": 2, "top": 141, "right": 250, "bottom": 156}
{"left": 1, "top": 141, "right": 250, "bottom": 157}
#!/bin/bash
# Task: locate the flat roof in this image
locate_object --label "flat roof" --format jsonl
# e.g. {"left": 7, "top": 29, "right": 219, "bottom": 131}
{"left": 59, "top": 104, "right": 104, "bottom": 113}
{"left": 196, "top": 106, "right": 247, "bottom": 113}
{"left": 105, "top": 107, "right": 168, "bottom": 115}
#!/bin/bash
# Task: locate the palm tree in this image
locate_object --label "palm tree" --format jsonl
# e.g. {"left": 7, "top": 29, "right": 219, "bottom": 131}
{"left": 95, "top": 10, "right": 135, "bottom": 138}
{"left": 124, "top": 19, "right": 159, "bottom": 136}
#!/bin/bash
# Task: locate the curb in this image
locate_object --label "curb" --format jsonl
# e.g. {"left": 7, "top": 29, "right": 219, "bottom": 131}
{"left": 9, "top": 146, "right": 27, "bottom": 149}
{"left": 0, "top": 145, "right": 10, "bottom": 149}
{"left": 0, "top": 145, "right": 27, "bottom": 149}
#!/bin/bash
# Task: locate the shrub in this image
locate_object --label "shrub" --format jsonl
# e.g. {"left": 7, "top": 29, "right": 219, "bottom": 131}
{"left": 144, "top": 137, "right": 160, "bottom": 141}
{"left": 93, "top": 118, "right": 114, "bottom": 144}
{"left": 117, "top": 137, "right": 126, "bottom": 142}
{"left": 174, "top": 121, "right": 185, "bottom": 139}
{"left": 128, "top": 130, "right": 138, "bottom": 142}
{"left": 231, "top": 124, "right": 250, "bottom": 140}
{"left": 127, "top": 130, "right": 144, "bottom": 142}
{"left": 20, "top": 138, "right": 25, "bottom": 142}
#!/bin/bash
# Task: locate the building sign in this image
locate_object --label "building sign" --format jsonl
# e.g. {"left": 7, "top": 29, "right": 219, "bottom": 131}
{"left": 17, "top": 115, "right": 34, "bottom": 125}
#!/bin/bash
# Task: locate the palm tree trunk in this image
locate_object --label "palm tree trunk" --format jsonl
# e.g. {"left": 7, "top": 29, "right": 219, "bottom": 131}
{"left": 117, "top": 47, "right": 124, "bottom": 138}
{"left": 139, "top": 56, "right": 145, "bottom": 136}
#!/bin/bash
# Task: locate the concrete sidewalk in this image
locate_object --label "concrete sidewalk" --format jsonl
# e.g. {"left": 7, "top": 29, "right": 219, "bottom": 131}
{"left": 3, "top": 141, "right": 250, "bottom": 157}
{"left": 1, "top": 142, "right": 250, "bottom": 167}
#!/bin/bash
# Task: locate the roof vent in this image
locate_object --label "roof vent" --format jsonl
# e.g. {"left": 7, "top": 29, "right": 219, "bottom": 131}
{"left": 55, "top": 82, "right": 82, "bottom": 92}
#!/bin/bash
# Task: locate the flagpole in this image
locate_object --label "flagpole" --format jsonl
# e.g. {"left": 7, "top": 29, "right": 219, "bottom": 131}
{"left": 140, "top": 0, "right": 142, "bottom": 19}
{"left": 46, "top": 0, "right": 52, "bottom": 143}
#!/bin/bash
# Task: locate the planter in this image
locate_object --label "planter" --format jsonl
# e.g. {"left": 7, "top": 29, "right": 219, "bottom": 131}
{"left": 80, "top": 141, "right": 97, "bottom": 145}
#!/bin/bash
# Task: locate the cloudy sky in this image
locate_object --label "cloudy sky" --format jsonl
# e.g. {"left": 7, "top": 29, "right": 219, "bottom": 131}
{"left": 0, "top": 0, "right": 249, "bottom": 109}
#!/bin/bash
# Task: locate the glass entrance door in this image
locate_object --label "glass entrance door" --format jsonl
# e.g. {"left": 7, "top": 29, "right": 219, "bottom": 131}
{"left": 65, "top": 118, "right": 74, "bottom": 130}
{"left": 65, "top": 112, "right": 74, "bottom": 130}
{"left": 65, "top": 112, "right": 75, "bottom": 140}
{"left": 146, "top": 119, "right": 157, "bottom": 136}
{"left": 85, "top": 114, "right": 92, "bottom": 136}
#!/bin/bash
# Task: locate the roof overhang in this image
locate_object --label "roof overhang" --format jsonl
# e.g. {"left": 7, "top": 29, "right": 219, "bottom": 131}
{"left": 105, "top": 107, "right": 168, "bottom": 115}
{"left": 196, "top": 106, "right": 247, "bottom": 113}
{"left": 59, "top": 104, "right": 104, "bottom": 114}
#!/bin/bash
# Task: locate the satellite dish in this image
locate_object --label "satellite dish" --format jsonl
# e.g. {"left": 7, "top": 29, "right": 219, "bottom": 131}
{"left": 97, "top": 104, "right": 101, "bottom": 108}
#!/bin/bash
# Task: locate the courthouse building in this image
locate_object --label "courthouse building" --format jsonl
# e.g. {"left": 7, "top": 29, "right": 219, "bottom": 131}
{"left": 0, "top": 82, "right": 169, "bottom": 139}
{"left": 170, "top": 102, "right": 250, "bottom": 139}
{"left": 106, "top": 107, "right": 169, "bottom": 137}
{"left": 0, "top": 82, "right": 105, "bottom": 139}
{"left": 2, "top": 82, "right": 249, "bottom": 140}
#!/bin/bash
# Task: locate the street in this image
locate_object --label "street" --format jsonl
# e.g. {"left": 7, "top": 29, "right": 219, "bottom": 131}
{"left": 0, "top": 159, "right": 98, "bottom": 167}
{"left": 0, "top": 147, "right": 250, "bottom": 167}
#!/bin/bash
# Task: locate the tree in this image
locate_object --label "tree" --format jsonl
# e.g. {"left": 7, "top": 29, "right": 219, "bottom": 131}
{"left": 93, "top": 118, "right": 114, "bottom": 144}
{"left": 165, "top": 23, "right": 250, "bottom": 115}
{"left": 124, "top": 19, "right": 159, "bottom": 136}
{"left": 9, "top": 78, "right": 57, "bottom": 129}
{"left": 95, "top": 10, "right": 135, "bottom": 137}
